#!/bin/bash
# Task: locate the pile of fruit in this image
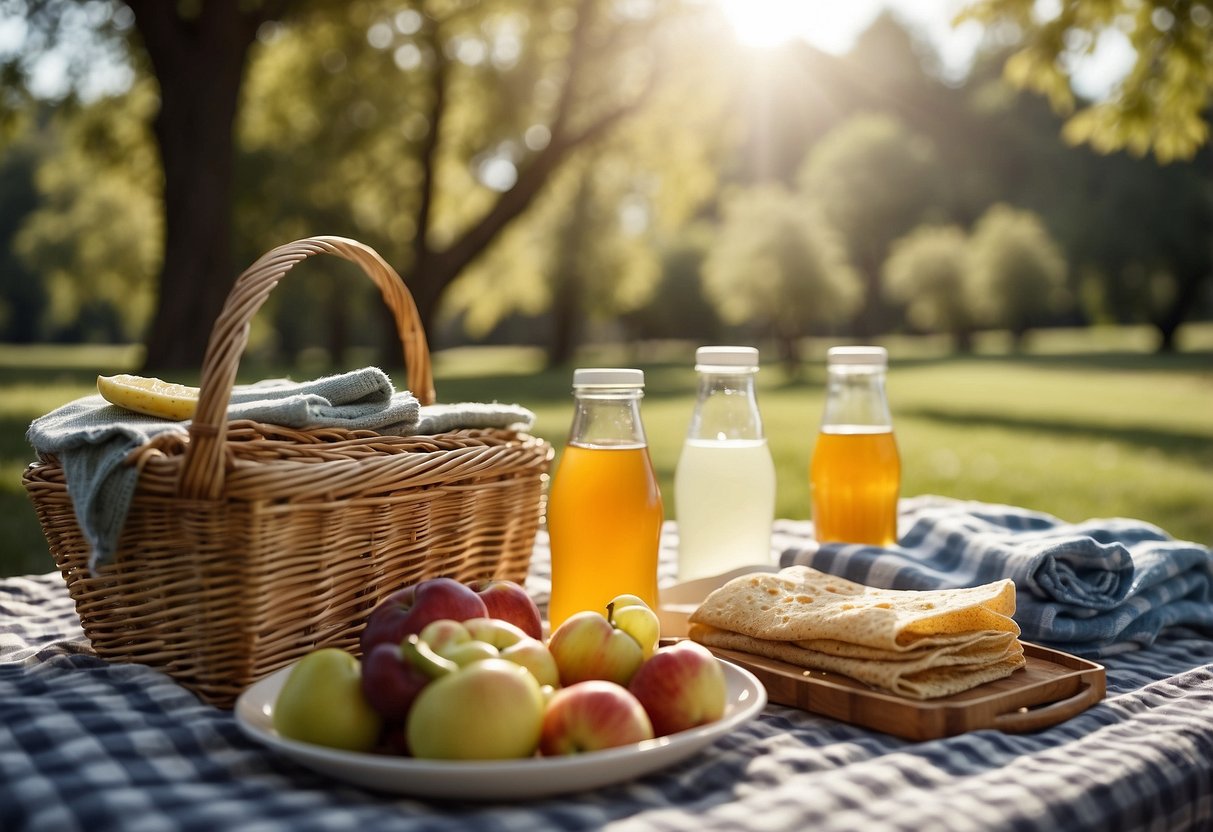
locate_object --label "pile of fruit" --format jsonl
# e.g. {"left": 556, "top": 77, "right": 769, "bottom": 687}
{"left": 272, "top": 578, "right": 728, "bottom": 760}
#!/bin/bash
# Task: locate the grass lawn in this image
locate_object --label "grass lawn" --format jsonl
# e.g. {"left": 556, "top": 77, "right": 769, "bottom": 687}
{"left": 2, "top": 324, "right": 1211, "bottom": 578}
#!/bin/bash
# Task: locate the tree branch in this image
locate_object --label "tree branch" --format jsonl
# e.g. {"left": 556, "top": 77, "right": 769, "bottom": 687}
{"left": 549, "top": 0, "right": 597, "bottom": 139}
{"left": 435, "top": 70, "right": 658, "bottom": 281}
{"left": 412, "top": 18, "right": 450, "bottom": 271}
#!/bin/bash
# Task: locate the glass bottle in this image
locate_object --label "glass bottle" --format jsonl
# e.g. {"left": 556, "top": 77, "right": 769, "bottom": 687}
{"left": 546, "top": 368, "right": 663, "bottom": 630}
{"left": 809, "top": 346, "right": 901, "bottom": 546}
{"left": 675, "top": 346, "right": 776, "bottom": 580}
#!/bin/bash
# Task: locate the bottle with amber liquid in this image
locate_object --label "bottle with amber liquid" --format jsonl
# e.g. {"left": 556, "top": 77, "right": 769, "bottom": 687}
{"left": 546, "top": 369, "right": 663, "bottom": 631}
{"left": 810, "top": 346, "right": 901, "bottom": 546}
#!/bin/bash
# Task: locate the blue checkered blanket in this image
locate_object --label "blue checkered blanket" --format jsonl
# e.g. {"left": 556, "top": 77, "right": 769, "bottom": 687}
{"left": 3, "top": 522, "right": 1213, "bottom": 831}
{"left": 780, "top": 496, "right": 1213, "bottom": 658}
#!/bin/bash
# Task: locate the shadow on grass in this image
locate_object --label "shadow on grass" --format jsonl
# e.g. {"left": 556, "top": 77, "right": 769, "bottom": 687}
{"left": 902, "top": 407, "right": 1213, "bottom": 458}
{"left": 891, "top": 349, "right": 1213, "bottom": 374}
{"left": 0, "top": 493, "right": 56, "bottom": 577}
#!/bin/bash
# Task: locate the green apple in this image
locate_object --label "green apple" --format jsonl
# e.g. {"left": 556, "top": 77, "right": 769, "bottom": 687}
{"left": 406, "top": 658, "right": 545, "bottom": 759}
{"left": 418, "top": 618, "right": 500, "bottom": 666}
{"left": 608, "top": 595, "right": 661, "bottom": 659}
{"left": 273, "top": 648, "right": 382, "bottom": 752}
{"left": 609, "top": 594, "right": 649, "bottom": 610}
{"left": 440, "top": 640, "right": 500, "bottom": 666}
{"left": 463, "top": 617, "right": 529, "bottom": 649}
{"left": 499, "top": 636, "right": 561, "bottom": 687}
{"left": 417, "top": 619, "right": 471, "bottom": 655}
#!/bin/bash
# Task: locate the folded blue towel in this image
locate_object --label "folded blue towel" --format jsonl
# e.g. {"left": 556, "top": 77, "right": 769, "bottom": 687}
{"left": 27, "top": 368, "right": 534, "bottom": 572}
{"left": 779, "top": 495, "right": 1213, "bottom": 657}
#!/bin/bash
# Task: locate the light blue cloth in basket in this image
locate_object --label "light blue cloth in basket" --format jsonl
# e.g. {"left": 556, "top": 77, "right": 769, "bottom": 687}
{"left": 26, "top": 368, "right": 534, "bottom": 571}
{"left": 779, "top": 495, "right": 1213, "bottom": 658}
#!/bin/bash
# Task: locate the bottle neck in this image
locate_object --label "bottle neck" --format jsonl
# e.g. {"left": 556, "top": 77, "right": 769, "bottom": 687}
{"left": 568, "top": 388, "right": 648, "bottom": 448}
{"left": 686, "top": 371, "right": 764, "bottom": 441}
{"left": 820, "top": 365, "right": 892, "bottom": 431}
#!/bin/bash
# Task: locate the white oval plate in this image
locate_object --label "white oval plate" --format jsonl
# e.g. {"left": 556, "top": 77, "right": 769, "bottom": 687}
{"left": 235, "top": 658, "right": 765, "bottom": 801}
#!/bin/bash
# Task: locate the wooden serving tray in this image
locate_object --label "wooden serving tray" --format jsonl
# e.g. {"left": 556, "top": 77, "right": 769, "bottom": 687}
{"left": 658, "top": 567, "right": 1106, "bottom": 741}
{"left": 695, "top": 640, "right": 1105, "bottom": 741}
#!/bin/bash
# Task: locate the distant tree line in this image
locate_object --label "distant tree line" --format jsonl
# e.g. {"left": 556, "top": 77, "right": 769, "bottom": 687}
{"left": 0, "top": 0, "right": 1209, "bottom": 371}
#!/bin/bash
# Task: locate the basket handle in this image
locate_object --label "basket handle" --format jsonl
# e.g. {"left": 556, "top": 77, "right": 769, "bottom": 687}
{"left": 178, "top": 236, "right": 435, "bottom": 501}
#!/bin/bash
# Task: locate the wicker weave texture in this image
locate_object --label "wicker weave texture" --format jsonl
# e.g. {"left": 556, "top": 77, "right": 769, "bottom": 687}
{"left": 23, "top": 237, "right": 552, "bottom": 707}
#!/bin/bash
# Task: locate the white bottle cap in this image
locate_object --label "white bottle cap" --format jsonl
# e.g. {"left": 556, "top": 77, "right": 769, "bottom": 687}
{"left": 572, "top": 368, "right": 645, "bottom": 387}
{"left": 695, "top": 346, "right": 759, "bottom": 371}
{"left": 826, "top": 346, "right": 888, "bottom": 366}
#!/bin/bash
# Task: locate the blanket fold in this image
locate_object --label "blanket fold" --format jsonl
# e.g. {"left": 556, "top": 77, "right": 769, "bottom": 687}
{"left": 779, "top": 495, "right": 1213, "bottom": 657}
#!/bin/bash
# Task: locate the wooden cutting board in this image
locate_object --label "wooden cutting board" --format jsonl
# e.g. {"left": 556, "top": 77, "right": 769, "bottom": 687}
{"left": 694, "top": 640, "right": 1105, "bottom": 741}
{"left": 658, "top": 568, "right": 1106, "bottom": 741}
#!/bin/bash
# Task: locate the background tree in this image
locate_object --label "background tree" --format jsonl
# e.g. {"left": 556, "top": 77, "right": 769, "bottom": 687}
{"left": 798, "top": 113, "right": 943, "bottom": 337}
{"left": 438, "top": 10, "right": 732, "bottom": 366}
{"left": 2, "top": 0, "right": 681, "bottom": 370}
{"left": 958, "top": 0, "right": 1213, "bottom": 162}
{"left": 1064, "top": 142, "right": 1212, "bottom": 351}
{"left": 2, "top": 6, "right": 1208, "bottom": 358}
{"left": 883, "top": 225, "right": 976, "bottom": 352}
{"left": 14, "top": 81, "right": 160, "bottom": 343}
{"left": 968, "top": 203, "right": 1069, "bottom": 347}
{"left": 625, "top": 229, "right": 722, "bottom": 346}
{"left": 0, "top": 114, "right": 44, "bottom": 342}
{"left": 952, "top": 45, "right": 1212, "bottom": 351}
{"left": 702, "top": 185, "right": 862, "bottom": 370}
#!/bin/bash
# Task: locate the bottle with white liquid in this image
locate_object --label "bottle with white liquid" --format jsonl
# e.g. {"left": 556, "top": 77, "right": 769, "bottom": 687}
{"left": 675, "top": 346, "right": 777, "bottom": 580}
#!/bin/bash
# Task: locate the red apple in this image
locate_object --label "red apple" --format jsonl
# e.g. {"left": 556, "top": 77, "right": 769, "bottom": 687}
{"left": 547, "top": 610, "right": 645, "bottom": 687}
{"left": 627, "top": 640, "right": 727, "bottom": 737}
{"left": 359, "top": 578, "right": 488, "bottom": 654}
{"left": 360, "top": 641, "right": 431, "bottom": 721}
{"left": 472, "top": 580, "right": 544, "bottom": 639}
{"left": 539, "top": 681, "right": 654, "bottom": 755}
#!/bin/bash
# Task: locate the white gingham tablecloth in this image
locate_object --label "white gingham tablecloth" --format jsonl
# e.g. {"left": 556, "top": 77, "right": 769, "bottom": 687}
{"left": 3, "top": 520, "right": 1212, "bottom": 831}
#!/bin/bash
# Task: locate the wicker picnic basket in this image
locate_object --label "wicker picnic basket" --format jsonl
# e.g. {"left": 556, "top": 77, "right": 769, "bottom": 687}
{"left": 22, "top": 236, "right": 553, "bottom": 707}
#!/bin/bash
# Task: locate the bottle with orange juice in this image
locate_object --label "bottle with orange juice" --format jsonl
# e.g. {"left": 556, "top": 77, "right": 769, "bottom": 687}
{"left": 546, "top": 368, "right": 663, "bottom": 630}
{"left": 810, "top": 346, "right": 901, "bottom": 547}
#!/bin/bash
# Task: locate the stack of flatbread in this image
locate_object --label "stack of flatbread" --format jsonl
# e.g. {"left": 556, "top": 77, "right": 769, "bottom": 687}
{"left": 688, "top": 566, "right": 1026, "bottom": 700}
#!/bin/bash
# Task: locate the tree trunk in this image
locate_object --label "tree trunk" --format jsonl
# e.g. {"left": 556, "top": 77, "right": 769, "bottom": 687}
{"left": 545, "top": 175, "right": 594, "bottom": 369}
{"left": 130, "top": 2, "right": 264, "bottom": 372}
{"left": 1153, "top": 267, "right": 1209, "bottom": 354}
{"left": 547, "top": 274, "right": 582, "bottom": 369}
{"left": 953, "top": 326, "right": 974, "bottom": 354}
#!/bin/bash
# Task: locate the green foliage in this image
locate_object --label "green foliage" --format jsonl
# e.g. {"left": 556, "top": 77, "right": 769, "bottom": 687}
{"left": 799, "top": 113, "right": 942, "bottom": 268}
{"left": 626, "top": 228, "right": 721, "bottom": 342}
{"left": 883, "top": 225, "right": 974, "bottom": 347}
{"left": 958, "top": 0, "right": 1213, "bottom": 162}
{"left": 703, "top": 185, "right": 861, "bottom": 361}
{"left": 12, "top": 81, "right": 160, "bottom": 342}
{"left": 798, "top": 113, "right": 944, "bottom": 334}
{"left": 441, "top": 6, "right": 733, "bottom": 348}
{"left": 967, "top": 204, "right": 1070, "bottom": 341}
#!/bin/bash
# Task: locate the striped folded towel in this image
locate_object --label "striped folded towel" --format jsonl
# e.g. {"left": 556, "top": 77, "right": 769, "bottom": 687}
{"left": 779, "top": 495, "right": 1213, "bottom": 657}
{"left": 27, "top": 368, "right": 533, "bottom": 571}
